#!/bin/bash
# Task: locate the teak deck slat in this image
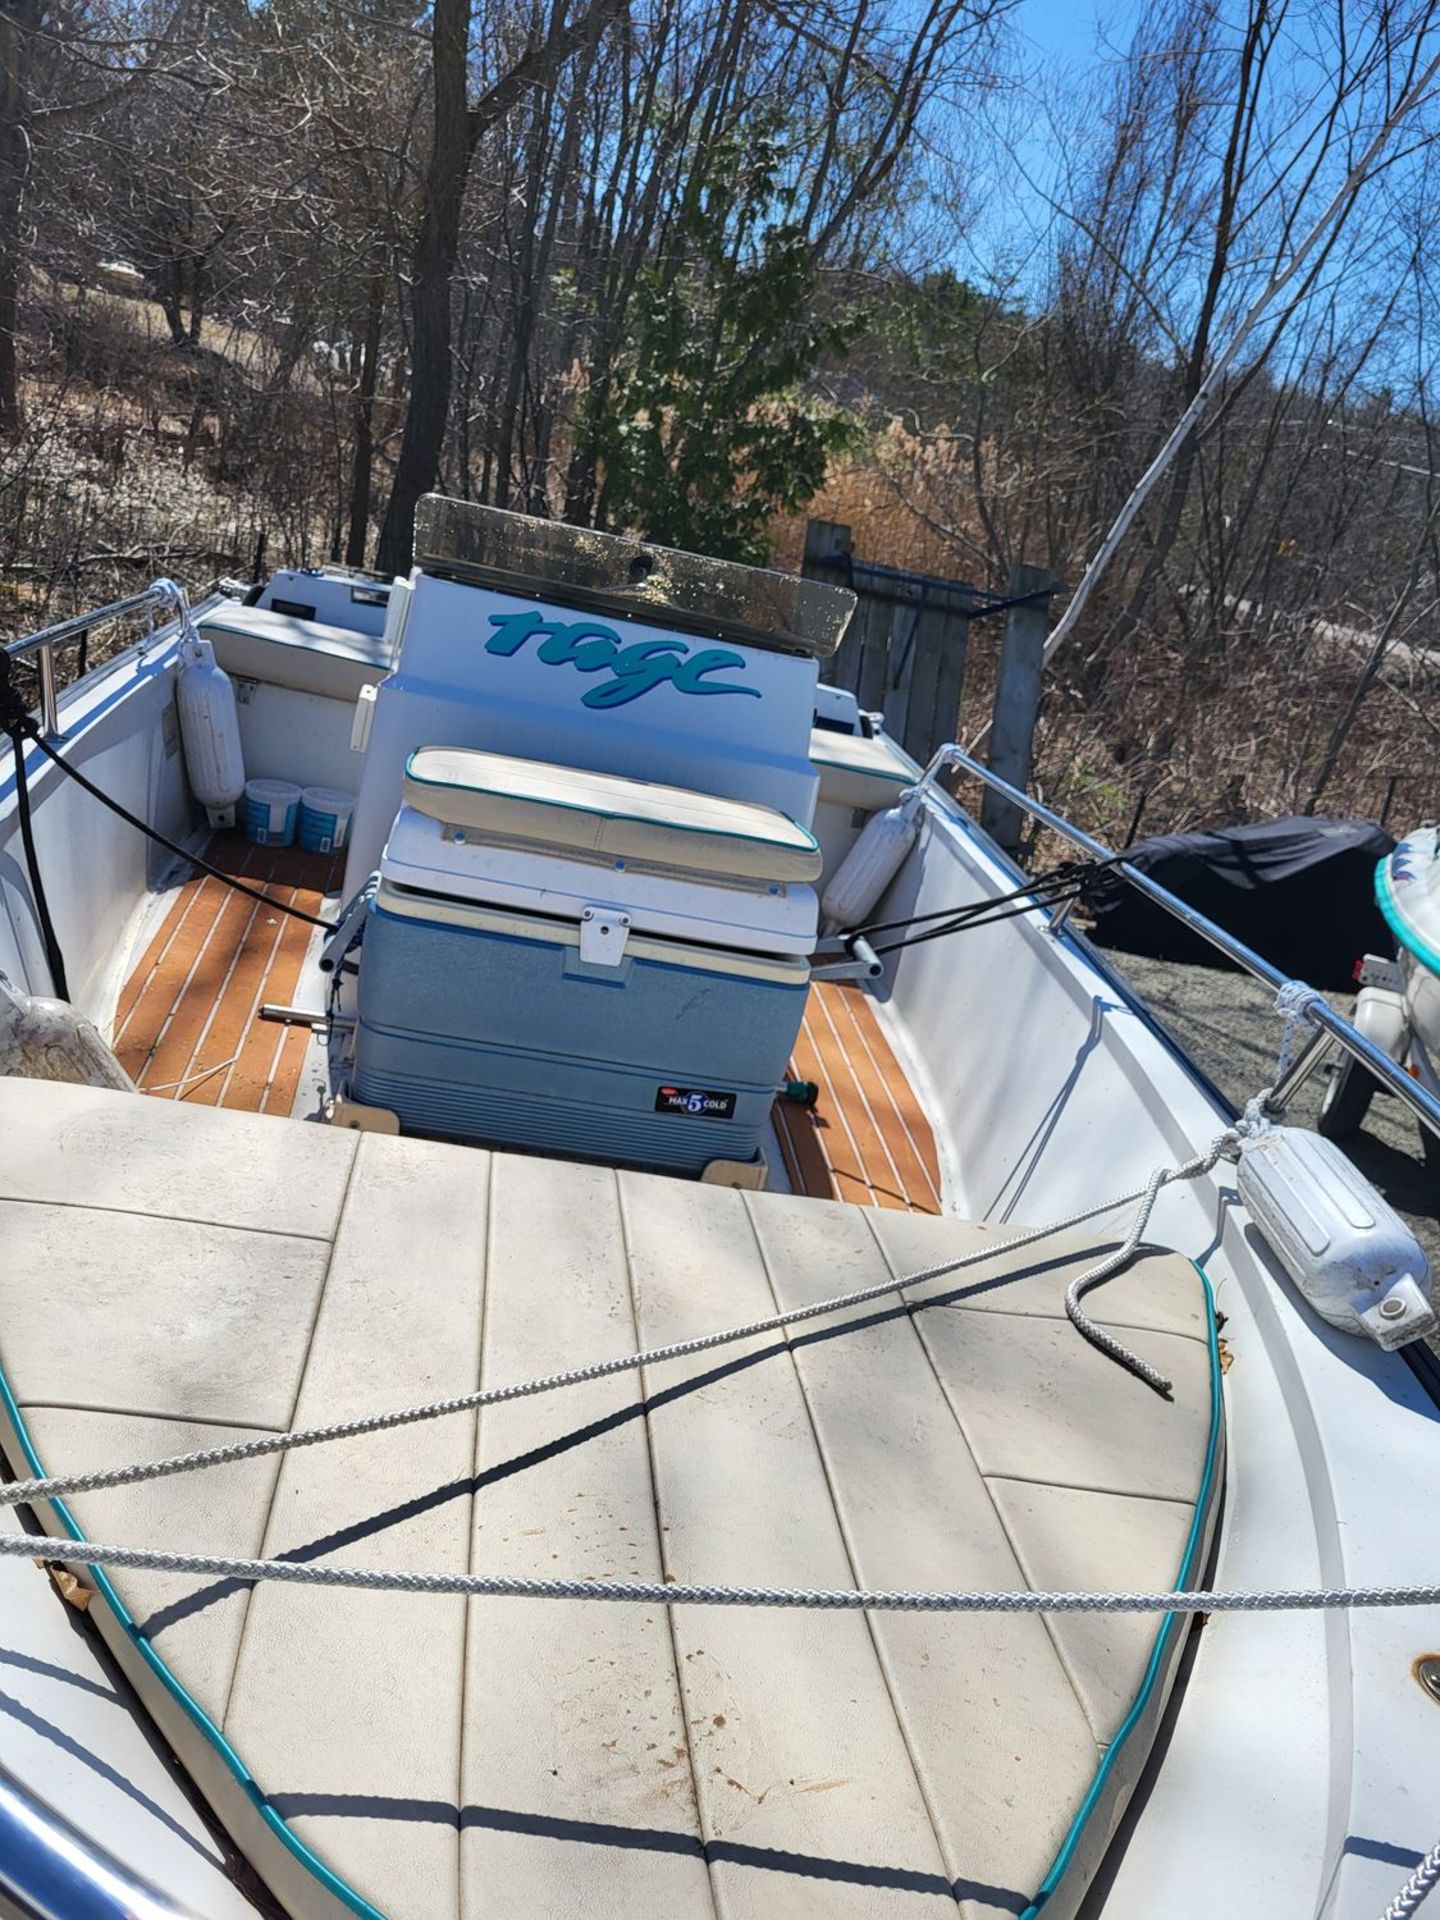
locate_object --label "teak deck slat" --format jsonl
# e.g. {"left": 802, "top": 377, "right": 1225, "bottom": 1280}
{"left": 116, "top": 833, "right": 339, "bottom": 1114}
{"left": 121, "top": 852, "right": 941, "bottom": 1196}
{"left": 773, "top": 981, "right": 943, "bottom": 1213}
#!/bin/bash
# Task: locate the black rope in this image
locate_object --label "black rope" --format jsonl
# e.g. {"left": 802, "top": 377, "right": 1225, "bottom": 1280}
{"left": 954, "top": 586, "right": 1056, "bottom": 622}
{"left": 5, "top": 719, "right": 70, "bottom": 999}
{"left": 0, "top": 653, "right": 337, "bottom": 945}
{"left": 807, "top": 552, "right": 1057, "bottom": 622}
{"left": 850, "top": 860, "right": 1099, "bottom": 941}
{"left": 866, "top": 886, "right": 1085, "bottom": 956}
{"left": 840, "top": 858, "right": 1111, "bottom": 960}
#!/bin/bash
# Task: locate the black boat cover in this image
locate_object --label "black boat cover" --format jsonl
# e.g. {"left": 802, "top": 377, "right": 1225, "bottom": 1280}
{"left": 1085, "top": 816, "right": 1395, "bottom": 989}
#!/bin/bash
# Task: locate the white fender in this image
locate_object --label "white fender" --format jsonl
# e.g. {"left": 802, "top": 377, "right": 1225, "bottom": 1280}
{"left": 1237, "top": 1125, "right": 1436, "bottom": 1348}
{"left": 821, "top": 789, "right": 921, "bottom": 932}
{"left": 176, "top": 631, "right": 245, "bottom": 822}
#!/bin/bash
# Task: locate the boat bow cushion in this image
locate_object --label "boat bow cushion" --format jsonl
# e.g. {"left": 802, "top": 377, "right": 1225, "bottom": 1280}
{"left": 403, "top": 745, "right": 823, "bottom": 884}
{"left": 0, "top": 1080, "right": 1221, "bottom": 1920}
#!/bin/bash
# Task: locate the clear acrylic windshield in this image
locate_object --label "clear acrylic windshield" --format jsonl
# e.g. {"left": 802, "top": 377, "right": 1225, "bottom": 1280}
{"left": 413, "top": 495, "right": 853, "bottom": 659}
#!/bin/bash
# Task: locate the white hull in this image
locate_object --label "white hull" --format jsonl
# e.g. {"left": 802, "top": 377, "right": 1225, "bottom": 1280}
{"left": 0, "top": 547, "right": 1437, "bottom": 1918}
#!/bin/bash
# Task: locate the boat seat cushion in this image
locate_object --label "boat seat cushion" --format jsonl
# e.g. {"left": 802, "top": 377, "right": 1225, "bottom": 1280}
{"left": 199, "top": 604, "right": 395, "bottom": 705}
{"left": 0, "top": 1079, "right": 1221, "bottom": 1920}
{"left": 404, "top": 744, "right": 823, "bottom": 884}
{"left": 809, "top": 726, "right": 916, "bottom": 813}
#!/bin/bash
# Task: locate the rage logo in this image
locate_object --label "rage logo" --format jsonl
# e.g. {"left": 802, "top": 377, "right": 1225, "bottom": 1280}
{"left": 484, "top": 609, "right": 761, "bottom": 711}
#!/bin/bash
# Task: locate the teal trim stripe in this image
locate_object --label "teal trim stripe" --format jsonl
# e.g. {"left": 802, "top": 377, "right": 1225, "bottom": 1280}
{"left": 1020, "top": 1264, "right": 1224, "bottom": 1917}
{"left": 0, "top": 1371, "right": 386, "bottom": 1920}
{"left": 1375, "top": 851, "right": 1440, "bottom": 978}
{"left": 404, "top": 751, "right": 820, "bottom": 857}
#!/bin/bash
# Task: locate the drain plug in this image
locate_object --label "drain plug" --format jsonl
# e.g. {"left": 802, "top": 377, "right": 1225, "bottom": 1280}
{"left": 1416, "top": 1656, "right": 1440, "bottom": 1704}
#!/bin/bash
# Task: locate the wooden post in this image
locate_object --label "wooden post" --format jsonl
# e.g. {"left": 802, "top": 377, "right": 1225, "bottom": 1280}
{"left": 1380, "top": 773, "right": 1400, "bottom": 831}
{"left": 980, "top": 562, "right": 1055, "bottom": 854}
{"left": 802, "top": 520, "right": 859, "bottom": 694}
{"left": 802, "top": 520, "right": 853, "bottom": 576}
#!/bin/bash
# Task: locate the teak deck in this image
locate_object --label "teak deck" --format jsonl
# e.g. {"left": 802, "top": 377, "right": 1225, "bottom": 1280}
{"left": 118, "top": 853, "right": 943, "bottom": 1212}
{"left": 774, "top": 980, "right": 943, "bottom": 1213}
{"left": 114, "top": 833, "right": 339, "bottom": 1115}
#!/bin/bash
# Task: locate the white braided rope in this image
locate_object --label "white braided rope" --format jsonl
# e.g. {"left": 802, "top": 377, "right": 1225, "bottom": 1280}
{"left": 10, "top": 1530, "right": 1440, "bottom": 1613}
{"left": 11, "top": 1520, "right": 1440, "bottom": 1612}
{"left": 1063, "top": 1146, "right": 1223, "bottom": 1393}
{"left": 1384, "top": 1840, "right": 1440, "bottom": 1920}
{"left": 1273, "top": 979, "right": 1327, "bottom": 1081}
{"left": 0, "top": 1158, "right": 1232, "bottom": 1517}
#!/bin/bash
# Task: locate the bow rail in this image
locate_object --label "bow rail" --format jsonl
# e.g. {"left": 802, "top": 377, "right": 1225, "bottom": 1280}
{"left": 2, "top": 582, "right": 190, "bottom": 739}
{"left": 931, "top": 743, "right": 1440, "bottom": 1144}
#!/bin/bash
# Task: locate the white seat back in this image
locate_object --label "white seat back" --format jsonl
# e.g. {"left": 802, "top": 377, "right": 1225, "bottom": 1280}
{"left": 345, "top": 571, "right": 821, "bottom": 897}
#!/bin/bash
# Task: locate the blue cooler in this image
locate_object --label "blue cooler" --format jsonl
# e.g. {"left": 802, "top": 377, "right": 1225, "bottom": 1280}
{"left": 351, "top": 746, "right": 821, "bottom": 1173}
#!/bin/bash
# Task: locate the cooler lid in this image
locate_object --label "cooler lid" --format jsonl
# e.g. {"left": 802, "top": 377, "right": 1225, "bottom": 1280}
{"left": 372, "top": 881, "right": 811, "bottom": 987}
{"left": 381, "top": 804, "right": 819, "bottom": 957}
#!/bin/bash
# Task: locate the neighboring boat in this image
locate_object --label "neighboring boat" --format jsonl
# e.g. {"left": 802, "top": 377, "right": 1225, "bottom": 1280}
{"left": 1, "top": 497, "right": 1439, "bottom": 1920}
{"left": 1322, "top": 826, "right": 1440, "bottom": 1172}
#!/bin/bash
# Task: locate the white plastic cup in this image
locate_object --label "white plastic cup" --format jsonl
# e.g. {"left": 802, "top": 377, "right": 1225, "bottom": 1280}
{"left": 298, "top": 786, "right": 356, "bottom": 855}
{"left": 243, "top": 778, "right": 301, "bottom": 848}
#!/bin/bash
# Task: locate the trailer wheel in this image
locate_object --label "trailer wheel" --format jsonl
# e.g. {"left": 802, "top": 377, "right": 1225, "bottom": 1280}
{"left": 1317, "top": 1054, "right": 1376, "bottom": 1140}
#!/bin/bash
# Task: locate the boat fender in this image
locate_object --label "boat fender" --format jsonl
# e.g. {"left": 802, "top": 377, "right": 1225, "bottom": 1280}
{"left": 0, "top": 969, "right": 134, "bottom": 1090}
{"left": 176, "top": 631, "right": 245, "bottom": 825}
{"left": 821, "top": 788, "right": 922, "bottom": 933}
{"left": 1236, "top": 1125, "right": 1437, "bottom": 1349}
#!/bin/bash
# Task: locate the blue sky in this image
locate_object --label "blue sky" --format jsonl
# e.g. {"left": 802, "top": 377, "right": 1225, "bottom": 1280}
{"left": 952, "top": 0, "right": 1144, "bottom": 281}
{"left": 1016, "top": 0, "right": 1143, "bottom": 67}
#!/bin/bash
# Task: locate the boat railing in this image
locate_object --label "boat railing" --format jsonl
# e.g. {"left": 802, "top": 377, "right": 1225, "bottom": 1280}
{"left": 932, "top": 743, "right": 1440, "bottom": 1145}
{"left": 2, "top": 581, "right": 188, "bottom": 740}
{"left": 0, "top": 1755, "right": 202, "bottom": 1918}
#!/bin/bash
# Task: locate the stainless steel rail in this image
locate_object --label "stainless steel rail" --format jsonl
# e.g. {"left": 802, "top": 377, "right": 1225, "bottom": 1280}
{"left": 2, "top": 582, "right": 188, "bottom": 739}
{"left": 0, "top": 1757, "right": 201, "bottom": 1919}
{"left": 934, "top": 743, "right": 1440, "bottom": 1143}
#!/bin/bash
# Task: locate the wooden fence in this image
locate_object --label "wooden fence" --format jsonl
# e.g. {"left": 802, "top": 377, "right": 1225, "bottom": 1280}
{"left": 802, "top": 521, "right": 976, "bottom": 764}
{"left": 802, "top": 520, "right": 1056, "bottom": 850}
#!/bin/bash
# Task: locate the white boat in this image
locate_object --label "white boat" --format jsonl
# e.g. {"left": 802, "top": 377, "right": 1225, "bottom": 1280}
{"left": 1, "top": 497, "right": 1438, "bottom": 1920}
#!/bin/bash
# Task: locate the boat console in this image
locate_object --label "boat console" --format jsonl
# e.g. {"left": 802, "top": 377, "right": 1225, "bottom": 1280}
{"left": 335, "top": 498, "right": 855, "bottom": 1174}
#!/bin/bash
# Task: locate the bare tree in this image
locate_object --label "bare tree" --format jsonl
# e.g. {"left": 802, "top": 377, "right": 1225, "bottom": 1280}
{"left": 375, "top": 0, "right": 620, "bottom": 574}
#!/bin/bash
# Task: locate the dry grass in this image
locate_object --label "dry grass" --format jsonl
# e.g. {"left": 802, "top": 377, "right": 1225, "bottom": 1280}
{"left": 773, "top": 427, "right": 984, "bottom": 579}
{"left": 2, "top": 277, "right": 343, "bottom": 653}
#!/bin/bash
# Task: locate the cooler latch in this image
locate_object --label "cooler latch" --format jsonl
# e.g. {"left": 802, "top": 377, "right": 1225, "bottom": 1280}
{"left": 579, "top": 907, "right": 632, "bottom": 967}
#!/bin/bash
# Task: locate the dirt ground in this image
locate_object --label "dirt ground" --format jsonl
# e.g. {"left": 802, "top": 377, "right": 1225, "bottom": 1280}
{"left": 1114, "top": 951, "right": 1440, "bottom": 1283}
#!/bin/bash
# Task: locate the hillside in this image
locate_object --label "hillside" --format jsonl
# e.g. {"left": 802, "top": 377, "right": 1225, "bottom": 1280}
{"left": 6, "top": 275, "right": 1439, "bottom": 853}
{"left": 6, "top": 0, "right": 1440, "bottom": 847}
